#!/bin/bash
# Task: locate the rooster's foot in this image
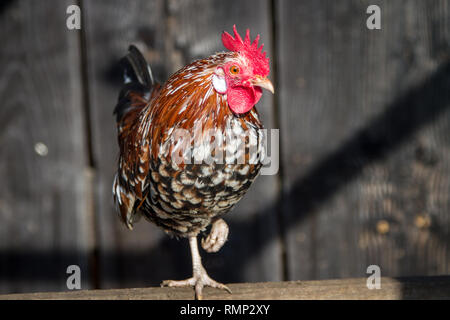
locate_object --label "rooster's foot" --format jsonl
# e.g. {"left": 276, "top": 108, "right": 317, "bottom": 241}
{"left": 201, "top": 218, "right": 229, "bottom": 253}
{"left": 161, "top": 269, "right": 231, "bottom": 300}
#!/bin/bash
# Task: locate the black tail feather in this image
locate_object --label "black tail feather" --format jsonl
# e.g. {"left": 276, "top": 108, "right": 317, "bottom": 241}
{"left": 121, "top": 45, "right": 154, "bottom": 87}
{"left": 114, "top": 45, "right": 154, "bottom": 123}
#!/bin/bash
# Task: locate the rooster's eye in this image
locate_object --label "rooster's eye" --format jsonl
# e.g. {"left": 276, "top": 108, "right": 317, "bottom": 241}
{"left": 230, "top": 65, "right": 240, "bottom": 75}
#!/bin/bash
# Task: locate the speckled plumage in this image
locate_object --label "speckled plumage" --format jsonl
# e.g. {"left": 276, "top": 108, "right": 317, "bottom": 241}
{"left": 112, "top": 26, "right": 273, "bottom": 299}
{"left": 113, "top": 49, "right": 265, "bottom": 236}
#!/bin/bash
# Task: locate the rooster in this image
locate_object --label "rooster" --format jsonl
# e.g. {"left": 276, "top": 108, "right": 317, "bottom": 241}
{"left": 113, "top": 25, "right": 274, "bottom": 299}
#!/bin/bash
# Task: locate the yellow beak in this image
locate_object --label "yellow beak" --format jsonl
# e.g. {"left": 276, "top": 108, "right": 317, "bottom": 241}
{"left": 251, "top": 77, "right": 275, "bottom": 94}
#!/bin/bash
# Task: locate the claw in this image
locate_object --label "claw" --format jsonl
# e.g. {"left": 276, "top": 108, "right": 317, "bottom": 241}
{"left": 163, "top": 236, "right": 231, "bottom": 299}
{"left": 161, "top": 271, "right": 231, "bottom": 300}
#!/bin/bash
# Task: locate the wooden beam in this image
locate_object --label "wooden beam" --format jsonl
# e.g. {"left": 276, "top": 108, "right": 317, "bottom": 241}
{"left": 0, "top": 0, "right": 92, "bottom": 292}
{"left": 1, "top": 276, "right": 449, "bottom": 300}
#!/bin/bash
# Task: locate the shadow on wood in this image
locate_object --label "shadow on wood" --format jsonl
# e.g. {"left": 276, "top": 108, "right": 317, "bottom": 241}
{"left": 1, "top": 61, "right": 450, "bottom": 289}
{"left": 1, "top": 0, "right": 450, "bottom": 293}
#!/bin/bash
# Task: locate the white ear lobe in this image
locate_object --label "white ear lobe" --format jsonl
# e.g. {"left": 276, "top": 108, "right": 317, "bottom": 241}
{"left": 212, "top": 69, "right": 227, "bottom": 94}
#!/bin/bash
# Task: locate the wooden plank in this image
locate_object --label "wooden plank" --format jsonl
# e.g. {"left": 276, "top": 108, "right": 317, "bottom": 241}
{"left": 277, "top": 0, "right": 450, "bottom": 280}
{"left": 82, "top": 0, "right": 281, "bottom": 289}
{"left": 0, "top": 0, "right": 93, "bottom": 293}
{"left": 1, "top": 276, "right": 449, "bottom": 300}
{"left": 81, "top": 0, "right": 169, "bottom": 290}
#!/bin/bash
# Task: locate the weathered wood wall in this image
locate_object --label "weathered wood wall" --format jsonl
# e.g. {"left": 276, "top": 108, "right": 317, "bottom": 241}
{"left": 0, "top": 0, "right": 93, "bottom": 293}
{"left": 0, "top": 0, "right": 449, "bottom": 294}
{"left": 278, "top": 0, "right": 450, "bottom": 280}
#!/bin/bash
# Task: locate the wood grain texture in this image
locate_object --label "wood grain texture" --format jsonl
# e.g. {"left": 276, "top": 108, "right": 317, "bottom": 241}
{"left": 81, "top": 0, "right": 170, "bottom": 291}
{"left": 82, "top": 0, "right": 282, "bottom": 289}
{"left": 1, "top": 0, "right": 449, "bottom": 296}
{"left": 277, "top": 0, "right": 450, "bottom": 281}
{"left": 0, "top": 0, "right": 93, "bottom": 293}
{"left": 1, "top": 276, "right": 449, "bottom": 300}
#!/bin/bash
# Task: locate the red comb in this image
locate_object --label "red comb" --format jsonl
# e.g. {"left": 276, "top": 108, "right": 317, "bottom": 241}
{"left": 222, "top": 25, "right": 270, "bottom": 77}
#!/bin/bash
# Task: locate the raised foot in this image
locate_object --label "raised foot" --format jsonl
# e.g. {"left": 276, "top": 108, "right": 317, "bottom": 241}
{"left": 161, "top": 272, "right": 231, "bottom": 300}
{"left": 201, "top": 218, "right": 229, "bottom": 253}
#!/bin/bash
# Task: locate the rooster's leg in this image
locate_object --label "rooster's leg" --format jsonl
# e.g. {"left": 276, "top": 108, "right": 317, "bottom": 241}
{"left": 201, "top": 218, "right": 229, "bottom": 253}
{"left": 161, "top": 236, "right": 231, "bottom": 300}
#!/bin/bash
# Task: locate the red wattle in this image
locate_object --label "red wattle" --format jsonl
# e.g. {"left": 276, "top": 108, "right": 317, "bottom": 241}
{"left": 227, "top": 86, "right": 262, "bottom": 114}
